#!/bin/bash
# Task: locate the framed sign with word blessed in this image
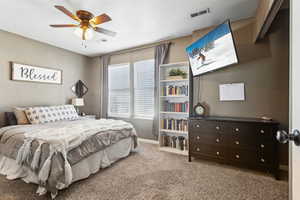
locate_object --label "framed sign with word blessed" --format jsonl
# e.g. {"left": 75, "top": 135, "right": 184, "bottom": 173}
{"left": 10, "top": 62, "right": 62, "bottom": 84}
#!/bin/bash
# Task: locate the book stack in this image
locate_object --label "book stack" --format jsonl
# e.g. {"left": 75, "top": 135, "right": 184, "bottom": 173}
{"left": 160, "top": 118, "right": 188, "bottom": 132}
{"left": 160, "top": 135, "right": 188, "bottom": 151}
{"left": 161, "top": 85, "right": 189, "bottom": 96}
{"left": 163, "top": 101, "right": 189, "bottom": 112}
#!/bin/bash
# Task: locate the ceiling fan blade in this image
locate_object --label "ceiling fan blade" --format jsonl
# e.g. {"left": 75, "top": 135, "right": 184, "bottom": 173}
{"left": 91, "top": 14, "right": 111, "bottom": 25}
{"left": 54, "top": 5, "right": 80, "bottom": 22}
{"left": 95, "top": 27, "right": 116, "bottom": 37}
{"left": 50, "top": 24, "right": 78, "bottom": 28}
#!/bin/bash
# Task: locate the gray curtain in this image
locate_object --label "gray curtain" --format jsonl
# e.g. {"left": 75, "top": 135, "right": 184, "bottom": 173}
{"left": 153, "top": 43, "right": 171, "bottom": 139}
{"left": 100, "top": 55, "right": 110, "bottom": 118}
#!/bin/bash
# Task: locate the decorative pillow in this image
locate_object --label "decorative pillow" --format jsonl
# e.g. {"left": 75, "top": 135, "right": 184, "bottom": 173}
{"left": 24, "top": 107, "right": 44, "bottom": 124}
{"left": 25, "top": 106, "right": 60, "bottom": 124}
{"left": 4, "top": 112, "right": 17, "bottom": 126}
{"left": 58, "top": 105, "right": 79, "bottom": 121}
{"left": 14, "top": 107, "right": 30, "bottom": 125}
{"left": 25, "top": 105, "right": 79, "bottom": 124}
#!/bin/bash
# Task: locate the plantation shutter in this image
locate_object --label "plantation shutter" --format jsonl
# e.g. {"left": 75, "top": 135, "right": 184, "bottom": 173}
{"left": 134, "top": 59, "right": 155, "bottom": 118}
{"left": 108, "top": 64, "right": 130, "bottom": 117}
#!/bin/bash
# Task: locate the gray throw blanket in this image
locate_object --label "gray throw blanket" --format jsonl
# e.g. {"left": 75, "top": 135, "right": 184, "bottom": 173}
{"left": 0, "top": 119, "right": 137, "bottom": 196}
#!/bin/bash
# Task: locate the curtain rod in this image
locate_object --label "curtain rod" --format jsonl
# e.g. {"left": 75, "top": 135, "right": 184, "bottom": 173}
{"left": 107, "top": 42, "right": 173, "bottom": 56}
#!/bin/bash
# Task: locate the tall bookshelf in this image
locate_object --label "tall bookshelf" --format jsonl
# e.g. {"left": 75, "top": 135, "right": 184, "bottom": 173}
{"left": 159, "top": 62, "right": 189, "bottom": 156}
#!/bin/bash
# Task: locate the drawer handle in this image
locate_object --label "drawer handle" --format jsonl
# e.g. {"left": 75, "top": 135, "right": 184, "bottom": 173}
{"left": 196, "top": 136, "right": 200, "bottom": 140}
{"left": 260, "top": 130, "right": 265, "bottom": 134}
{"left": 216, "top": 151, "right": 220, "bottom": 155}
{"left": 195, "top": 124, "right": 200, "bottom": 128}
{"left": 235, "top": 154, "right": 240, "bottom": 159}
{"left": 235, "top": 128, "right": 240, "bottom": 132}
{"left": 260, "top": 144, "right": 265, "bottom": 148}
{"left": 235, "top": 141, "right": 240, "bottom": 145}
{"left": 196, "top": 147, "right": 200, "bottom": 152}
{"left": 261, "top": 158, "right": 265, "bottom": 163}
{"left": 216, "top": 138, "right": 220, "bottom": 143}
{"left": 216, "top": 126, "right": 220, "bottom": 130}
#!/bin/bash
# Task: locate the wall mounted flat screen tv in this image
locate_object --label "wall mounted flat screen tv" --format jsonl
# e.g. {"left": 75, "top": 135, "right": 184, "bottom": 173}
{"left": 186, "top": 20, "right": 238, "bottom": 76}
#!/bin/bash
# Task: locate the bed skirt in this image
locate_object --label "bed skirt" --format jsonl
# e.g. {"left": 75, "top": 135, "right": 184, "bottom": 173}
{"left": 0, "top": 137, "right": 137, "bottom": 197}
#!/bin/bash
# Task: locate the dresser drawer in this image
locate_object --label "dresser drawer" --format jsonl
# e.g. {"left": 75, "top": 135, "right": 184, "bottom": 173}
{"left": 190, "top": 133, "right": 225, "bottom": 146}
{"left": 227, "top": 137, "right": 276, "bottom": 151}
{"left": 256, "top": 142, "right": 275, "bottom": 153}
{"left": 227, "top": 148, "right": 272, "bottom": 166}
{"left": 228, "top": 148, "right": 257, "bottom": 165}
{"left": 228, "top": 123, "right": 274, "bottom": 145}
{"left": 190, "top": 143, "right": 226, "bottom": 159}
{"left": 189, "top": 120, "right": 226, "bottom": 134}
{"left": 229, "top": 123, "right": 273, "bottom": 137}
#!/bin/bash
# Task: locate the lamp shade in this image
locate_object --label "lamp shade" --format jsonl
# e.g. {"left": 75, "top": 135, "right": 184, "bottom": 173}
{"left": 72, "top": 98, "right": 84, "bottom": 106}
{"left": 74, "top": 27, "right": 94, "bottom": 40}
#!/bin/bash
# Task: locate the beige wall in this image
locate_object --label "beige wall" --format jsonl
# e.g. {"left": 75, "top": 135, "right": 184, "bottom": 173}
{"left": 109, "top": 35, "right": 192, "bottom": 64}
{"left": 254, "top": 0, "right": 276, "bottom": 41}
{"left": 0, "top": 30, "right": 93, "bottom": 126}
{"left": 110, "top": 46, "right": 154, "bottom": 64}
{"left": 84, "top": 57, "right": 101, "bottom": 116}
{"left": 166, "top": 36, "right": 192, "bottom": 63}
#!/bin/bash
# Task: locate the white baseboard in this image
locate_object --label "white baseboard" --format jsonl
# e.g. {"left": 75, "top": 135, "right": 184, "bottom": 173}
{"left": 138, "top": 138, "right": 159, "bottom": 145}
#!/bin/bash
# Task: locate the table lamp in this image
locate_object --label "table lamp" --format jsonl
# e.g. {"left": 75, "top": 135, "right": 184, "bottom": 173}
{"left": 72, "top": 98, "right": 84, "bottom": 115}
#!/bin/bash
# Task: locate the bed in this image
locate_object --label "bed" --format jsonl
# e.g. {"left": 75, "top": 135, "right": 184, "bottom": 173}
{"left": 0, "top": 106, "right": 138, "bottom": 199}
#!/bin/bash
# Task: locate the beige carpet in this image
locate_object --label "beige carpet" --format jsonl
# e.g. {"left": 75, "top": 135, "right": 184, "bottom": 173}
{"left": 0, "top": 142, "right": 288, "bottom": 200}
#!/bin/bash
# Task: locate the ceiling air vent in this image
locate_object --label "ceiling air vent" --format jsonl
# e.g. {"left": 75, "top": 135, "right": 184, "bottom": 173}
{"left": 190, "top": 8, "right": 210, "bottom": 18}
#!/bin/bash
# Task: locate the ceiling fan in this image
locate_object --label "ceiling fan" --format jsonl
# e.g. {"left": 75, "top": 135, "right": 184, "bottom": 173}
{"left": 50, "top": 5, "right": 116, "bottom": 41}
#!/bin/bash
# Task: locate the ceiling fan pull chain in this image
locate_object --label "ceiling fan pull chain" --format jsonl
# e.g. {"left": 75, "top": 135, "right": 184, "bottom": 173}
{"left": 82, "top": 40, "right": 87, "bottom": 48}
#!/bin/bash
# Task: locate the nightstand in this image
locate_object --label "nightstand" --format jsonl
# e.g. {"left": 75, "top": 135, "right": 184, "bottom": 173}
{"left": 80, "top": 115, "right": 96, "bottom": 120}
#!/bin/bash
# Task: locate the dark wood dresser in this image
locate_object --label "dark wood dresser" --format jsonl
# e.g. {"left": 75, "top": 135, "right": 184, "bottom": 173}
{"left": 188, "top": 116, "right": 279, "bottom": 179}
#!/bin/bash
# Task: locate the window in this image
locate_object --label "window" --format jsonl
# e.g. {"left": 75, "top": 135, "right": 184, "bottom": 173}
{"left": 108, "top": 59, "right": 155, "bottom": 119}
{"left": 108, "top": 64, "right": 130, "bottom": 117}
{"left": 134, "top": 59, "right": 155, "bottom": 118}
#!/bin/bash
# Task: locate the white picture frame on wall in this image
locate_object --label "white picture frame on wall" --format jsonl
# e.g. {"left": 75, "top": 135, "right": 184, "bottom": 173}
{"left": 10, "top": 62, "right": 63, "bottom": 85}
{"left": 219, "top": 83, "right": 245, "bottom": 101}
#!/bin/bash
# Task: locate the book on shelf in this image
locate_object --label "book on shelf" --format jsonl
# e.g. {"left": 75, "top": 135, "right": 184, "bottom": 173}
{"left": 161, "top": 85, "right": 189, "bottom": 96}
{"left": 162, "top": 101, "right": 189, "bottom": 113}
{"left": 160, "top": 135, "right": 188, "bottom": 151}
{"left": 160, "top": 118, "right": 188, "bottom": 132}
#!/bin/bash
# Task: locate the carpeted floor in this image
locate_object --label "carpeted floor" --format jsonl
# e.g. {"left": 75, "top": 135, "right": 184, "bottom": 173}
{"left": 0, "top": 142, "right": 288, "bottom": 200}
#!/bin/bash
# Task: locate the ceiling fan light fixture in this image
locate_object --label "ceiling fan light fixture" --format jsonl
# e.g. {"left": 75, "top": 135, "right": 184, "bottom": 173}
{"left": 74, "top": 27, "right": 94, "bottom": 40}
{"left": 50, "top": 6, "right": 116, "bottom": 41}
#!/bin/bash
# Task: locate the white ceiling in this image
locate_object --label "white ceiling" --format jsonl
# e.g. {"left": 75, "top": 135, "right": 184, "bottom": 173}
{"left": 0, "top": 0, "right": 258, "bottom": 57}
